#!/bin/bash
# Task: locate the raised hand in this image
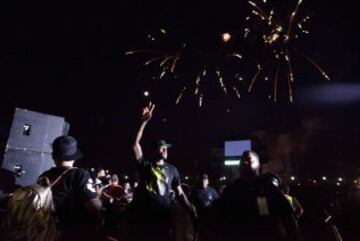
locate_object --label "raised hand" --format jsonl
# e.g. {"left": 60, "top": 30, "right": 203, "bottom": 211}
{"left": 142, "top": 102, "right": 155, "bottom": 122}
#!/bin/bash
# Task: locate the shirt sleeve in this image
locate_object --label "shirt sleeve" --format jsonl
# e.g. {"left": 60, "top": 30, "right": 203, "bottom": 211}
{"left": 77, "top": 169, "right": 98, "bottom": 202}
{"left": 212, "top": 187, "right": 220, "bottom": 200}
{"left": 171, "top": 167, "right": 181, "bottom": 188}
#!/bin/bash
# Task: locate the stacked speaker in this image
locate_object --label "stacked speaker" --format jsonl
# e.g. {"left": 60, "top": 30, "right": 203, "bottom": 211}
{"left": 1, "top": 108, "right": 69, "bottom": 188}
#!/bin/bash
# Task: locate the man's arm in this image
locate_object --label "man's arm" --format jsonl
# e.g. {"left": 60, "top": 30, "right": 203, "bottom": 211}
{"left": 85, "top": 198, "right": 103, "bottom": 233}
{"left": 133, "top": 102, "right": 155, "bottom": 161}
{"left": 293, "top": 197, "right": 304, "bottom": 218}
{"left": 177, "top": 185, "right": 198, "bottom": 218}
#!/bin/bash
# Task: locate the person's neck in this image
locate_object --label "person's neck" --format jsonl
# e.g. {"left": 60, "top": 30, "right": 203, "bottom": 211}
{"left": 156, "top": 159, "right": 165, "bottom": 165}
{"left": 240, "top": 172, "right": 258, "bottom": 181}
{"left": 58, "top": 161, "right": 74, "bottom": 168}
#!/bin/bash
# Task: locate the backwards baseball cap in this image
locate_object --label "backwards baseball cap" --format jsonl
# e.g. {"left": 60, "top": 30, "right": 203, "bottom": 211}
{"left": 155, "top": 139, "right": 172, "bottom": 148}
{"left": 201, "top": 174, "right": 209, "bottom": 179}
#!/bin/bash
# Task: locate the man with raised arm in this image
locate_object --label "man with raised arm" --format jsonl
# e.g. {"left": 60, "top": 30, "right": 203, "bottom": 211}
{"left": 132, "top": 102, "right": 197, "bottom": 241}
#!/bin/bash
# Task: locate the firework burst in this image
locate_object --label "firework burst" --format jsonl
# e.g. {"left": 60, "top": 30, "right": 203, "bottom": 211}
{"left": 126, "top": 29, "right": 246, "bottom": 106}
{"left": 245, "top": 0, "right": 330, "bottom": 102}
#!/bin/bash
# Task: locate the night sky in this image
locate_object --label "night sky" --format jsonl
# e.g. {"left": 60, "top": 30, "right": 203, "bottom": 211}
{"left": 0, "top": 0, "right": 359, "bottom": 179}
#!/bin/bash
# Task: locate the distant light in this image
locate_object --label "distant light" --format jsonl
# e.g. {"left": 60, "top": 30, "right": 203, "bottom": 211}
{"left": 144, "top": 91, "right": 150, "bottom": 97}
{"left": 221, "top": 32, "right": 232, "bottom": 43}
{"left": 219, "top": 176, "right": 227, "bottom": 181}
{"left": 338, "top": 177, "right": 343, "bottom": 182}
{"left": 336, "top": 182, "right": 341, "bottom": 186}
{"left": 124, "top": 175, "right": 129, "bottom": 179}
{"left": 322, "top": 176, "right": 327, "bottom": 181}
{"left": 290, "top": 176, "right": 296, "bottom": 181}
{"left": 147, "top": 34, "right": 156, "bottom": 41}
{"left": 312, "top": 180, "right": 317, "bottom": 184}
{"left": 184, "top": 176, "right": 189, "bottom": 180}
{"left": 224, "top": 160, "right": 240, "bottom": 166}
{"left": 354, "top": 180, "right": 358, "bottom": 184}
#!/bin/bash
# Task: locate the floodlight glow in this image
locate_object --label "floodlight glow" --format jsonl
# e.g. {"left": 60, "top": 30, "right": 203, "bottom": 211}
{"left": 224, "top": 160, "right": 240, "bottom": 166}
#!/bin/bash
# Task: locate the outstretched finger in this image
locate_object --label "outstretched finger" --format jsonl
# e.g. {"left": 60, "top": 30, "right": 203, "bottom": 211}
{"left": 149, "top": 103, "right": 155, "bottom": 113}
{"left": 148, "top": 101, "right": 152, "bottom": 108}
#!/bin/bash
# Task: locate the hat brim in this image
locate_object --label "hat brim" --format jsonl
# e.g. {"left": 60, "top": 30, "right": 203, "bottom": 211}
{"left": 53, "top": 150, "right": 83, "bottom": 161}
{"left": 159, "top": 144, "right": 172, "bottom": 148}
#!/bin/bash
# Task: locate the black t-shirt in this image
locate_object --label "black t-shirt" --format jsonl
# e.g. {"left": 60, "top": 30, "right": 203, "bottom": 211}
{"left": 216, "top": 176, "right": 294, "bottom": 235}
{"left": 191, "top": 186, "right": 219, "bottom": 209}
{"left": 136, "top": 159, "right": 181, "bottom": 209}
{"left": 40, "top": 167, "right": 97, "bottom": 228}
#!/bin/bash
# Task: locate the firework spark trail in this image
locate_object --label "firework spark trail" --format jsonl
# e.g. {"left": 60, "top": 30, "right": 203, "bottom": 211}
{"left": 145, "top": 56, "right": 166, "bottom": 66}
{"left": 127, "top": 43, "right": 184, "bottom": 75}
{"left": 268, "top": 10, "right": 274, "bottom": 26}
{"left": 199, "top": 93, "right": 203, "bottom": 107}
{"left": 291, "top": 47, "right": 330, "bottom": 80}
{"left": 286, "top": 0, "right": 303, "bottom": 42}
{"left": 298, "top": 16, "right": 310, "bottom": 34}
{"left": 287, "top": 74, "right": 294, "bottom": 103}
{"left": 249, "top": 1, "right": 270, "bottom": 20}
{"left": 273, "top": 63, "right": 281, "bottom": 102}
{"left": 252, "top": 10, "right": 266, "bottom": 20}
{"left": 125, "top": 50, "right": 165, "bottom": 55}
{"left": 233, "top": 87, "right": 241, "bottom": 98}
{"left": 159, "top": 69, "right": 167, "bottom": 79}
{"left": 176, "top": 87, "right": 186, "bottom": 104}
{"left": 171, "top": 56, "right": 180, "bottom": 73}
{"left": 285, "top": 51, "right": 294, "bottom": 82}
{"left": 160, "top": 56, "right": 175, "bottom": 67}
{"left": 216, "top": 70, "right": 227, "bottom": 94}
{"left": 231, "top": 53, "right": 243, "bottom": 59}
{"left": 248, "top": 65, "right": 262, "bottom": 92}
{"left": 195, "top": 76, "right": 201, "bottom": 95}
{"left": 285, "top": 51, "right": 294, "bottom": 102}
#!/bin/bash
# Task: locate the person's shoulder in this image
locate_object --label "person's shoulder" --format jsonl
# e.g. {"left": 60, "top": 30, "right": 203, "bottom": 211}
{"left": 40, "top": 167, "right": 55, "bottom": 176}
{"left": 39, "top": 167, "right": 61, "bottom": 178}
{"left": 73, "top": 167, "right": 90, "bottom": 174}
{"left": 62, "top": 167, "right": 92, "bottom": 183}
{"left": 208, "top": 186, "right": 218, "bottom": 192}
{"left": 164, "top": 162, "right": 177, "bottom": 170}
